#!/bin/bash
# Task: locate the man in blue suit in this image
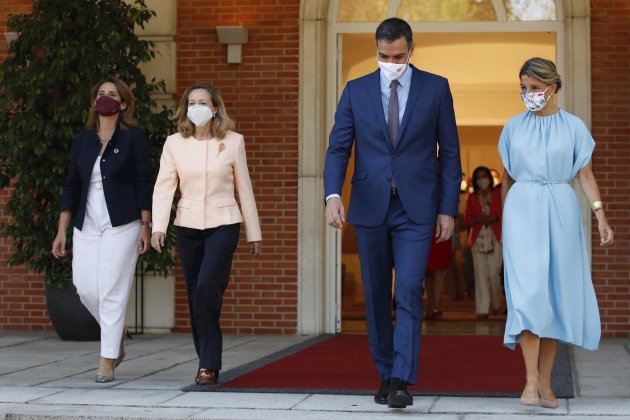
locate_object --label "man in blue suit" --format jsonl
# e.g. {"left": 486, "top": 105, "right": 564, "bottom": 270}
{"left": 324, "top": 18, "right": 461, "bottom": 409}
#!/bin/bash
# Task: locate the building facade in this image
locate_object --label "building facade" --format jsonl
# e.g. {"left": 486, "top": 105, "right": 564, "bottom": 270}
{"left": 0, "top": 0, "right": 628, "bottom": 338}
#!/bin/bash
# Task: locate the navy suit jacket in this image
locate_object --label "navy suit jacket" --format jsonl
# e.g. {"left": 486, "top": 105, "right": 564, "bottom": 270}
{"left": 60, "top": 125, "right": 153, "bottom": 230}
{"left": 324, "top": 65, "right": 462, "bottom": 226}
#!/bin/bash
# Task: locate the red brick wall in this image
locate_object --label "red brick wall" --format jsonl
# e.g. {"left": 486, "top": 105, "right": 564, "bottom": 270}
{"left": 590, "top": 0, "right": 630, "bottom": 338}
{"left": 174, "top": 0, "right": 300, "bottom": 334}
{"left": 0, "top": 0, "right": 30, "bottom": 57}
{"left": 1, "top": 1, "right": 629, "bottom": 339}
{"left": 0, "top": 1, "right": 49, "bottom": 331}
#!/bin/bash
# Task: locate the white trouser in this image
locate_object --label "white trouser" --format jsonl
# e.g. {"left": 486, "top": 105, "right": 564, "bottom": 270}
{"left": 72, "top": 180, "right": 140, "bottom": 359}
{"left": 472, "top": 235, "right": 503, "bottom": 315}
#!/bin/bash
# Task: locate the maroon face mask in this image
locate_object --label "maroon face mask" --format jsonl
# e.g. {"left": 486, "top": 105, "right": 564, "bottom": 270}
{"left": 95, "top": 96, "right": 121, "bottom": 116}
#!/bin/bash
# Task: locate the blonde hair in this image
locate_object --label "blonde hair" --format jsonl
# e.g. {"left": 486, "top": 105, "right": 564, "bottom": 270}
{"left": 85, "top": 76, "right": 137, "bottom": 130}
{"left": 174, "top": 83, "right": 234, "bottom": 139}
{"left": 519, "top": 57, "right": 562, "bottom": 93}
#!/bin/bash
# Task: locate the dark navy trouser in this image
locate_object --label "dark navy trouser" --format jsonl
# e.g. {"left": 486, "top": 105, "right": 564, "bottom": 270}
{"left": 354, "top": 195, "right": 433, "bottom": 385}
{"left": 176, "top": 223, "right": 240, "bottom": 371}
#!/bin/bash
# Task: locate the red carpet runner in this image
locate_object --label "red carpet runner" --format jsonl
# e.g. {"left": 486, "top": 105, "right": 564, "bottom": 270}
{"left": 223, "top": 334, "right": 525, "bottom": 395}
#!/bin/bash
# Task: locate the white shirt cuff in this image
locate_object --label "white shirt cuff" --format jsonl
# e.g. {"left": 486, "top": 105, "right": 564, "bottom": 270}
{"left": 325, "top": 194, "right": 341, "bottom": 202}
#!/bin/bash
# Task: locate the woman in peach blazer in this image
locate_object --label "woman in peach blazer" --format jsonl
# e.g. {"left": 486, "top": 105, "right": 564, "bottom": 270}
{"left": 151, "top": 83, "right": 261, "bottom": 387}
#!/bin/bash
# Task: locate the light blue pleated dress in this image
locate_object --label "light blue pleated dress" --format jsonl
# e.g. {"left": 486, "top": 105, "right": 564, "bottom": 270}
{"left": 499, "top": 109, "right": 601, "bottom": 351}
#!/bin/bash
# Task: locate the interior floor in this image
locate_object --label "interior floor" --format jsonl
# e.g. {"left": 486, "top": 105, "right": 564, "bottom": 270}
{"left": 342, "top": 294, "right": 507, "bottom": 336}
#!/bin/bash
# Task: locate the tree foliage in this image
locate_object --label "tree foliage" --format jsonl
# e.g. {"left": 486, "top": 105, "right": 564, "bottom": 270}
{"left": 0, "top": 0, "right": 175, "bottom": 286}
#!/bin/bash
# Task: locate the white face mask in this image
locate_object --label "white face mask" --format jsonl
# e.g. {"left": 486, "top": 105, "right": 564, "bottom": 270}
{"left": 521, "top": 85, "right": 552, "bottom": 112}
{"left": 187, "top": 105, "right": 214, "bottom": 127}
{"left": 377, "top": 50, "right": 410, "bottom": 81}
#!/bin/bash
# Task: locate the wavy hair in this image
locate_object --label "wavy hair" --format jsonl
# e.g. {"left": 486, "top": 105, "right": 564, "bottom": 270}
{"left": 85, "top": 76, "right": 137, "bottom": 130}
{"left": 174, "top": 83, "right": 234, "bottom": 139}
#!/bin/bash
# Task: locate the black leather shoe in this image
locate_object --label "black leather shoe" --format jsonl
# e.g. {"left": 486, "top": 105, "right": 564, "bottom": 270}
{"left": 388, "top": 378, "right": 413, "bottom": 408}
{"left": 374, "top": 379, "right": 390, "bottom": 404}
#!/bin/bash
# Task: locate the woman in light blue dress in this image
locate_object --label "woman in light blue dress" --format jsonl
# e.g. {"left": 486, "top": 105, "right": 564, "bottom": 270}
{"left": 499, "top": 58, "right": 614, "bottom": 409}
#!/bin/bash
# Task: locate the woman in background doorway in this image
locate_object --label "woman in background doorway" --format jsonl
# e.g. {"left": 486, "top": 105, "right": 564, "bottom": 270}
{"left": 465, "top": 166, "right": 502, "bottom": 320}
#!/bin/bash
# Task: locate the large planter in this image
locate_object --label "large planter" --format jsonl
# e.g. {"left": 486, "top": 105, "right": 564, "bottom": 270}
{"left": 45, "top": 279, "right": 100, "bottom": 341}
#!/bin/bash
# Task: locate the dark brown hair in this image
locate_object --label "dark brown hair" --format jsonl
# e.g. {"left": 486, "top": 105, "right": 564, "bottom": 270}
{"left": 85, "top": 76, "right": 137, "bottom": 130}
{"left": 471, "top": 166, "right": 493, "bottom": 193}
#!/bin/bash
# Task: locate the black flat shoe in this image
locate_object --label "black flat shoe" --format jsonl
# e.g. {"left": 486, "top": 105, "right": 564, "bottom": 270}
{"left": 388, "top": 378, "right": 413, "bottom": 408}
{"left": 374, "top": 379, "right": 390, "bottom": 404}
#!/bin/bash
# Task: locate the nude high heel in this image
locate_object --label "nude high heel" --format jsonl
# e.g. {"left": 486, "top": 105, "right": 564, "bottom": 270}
{"left": 114, "top": 328, "right": 128, "bottom": 368}
{"left": 519, "top": 396, "right": 540, "bottom": 406}
{"left": 539, "top": 397, "right": 559, "bottom": 408}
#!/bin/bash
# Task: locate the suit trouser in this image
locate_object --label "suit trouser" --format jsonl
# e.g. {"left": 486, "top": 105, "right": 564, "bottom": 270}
{"left": 72, "top": 182, "right": 140, "bottom": 359}
{"left": 354, "top": 195, "right": 433, "bottom": 385}
{"left": 472, "top": 235, "right": 503, "bottom": 315}
{"left": 176, "top": 223, "right": 240, "bottom": 371}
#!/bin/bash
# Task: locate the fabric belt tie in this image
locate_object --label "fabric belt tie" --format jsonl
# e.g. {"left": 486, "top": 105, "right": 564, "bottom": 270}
{"left": 517, "top": 180, "right": 568, "bottom": 227}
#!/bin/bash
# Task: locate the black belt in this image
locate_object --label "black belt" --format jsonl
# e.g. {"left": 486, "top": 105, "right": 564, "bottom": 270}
{"left": 391, "top": 187, "right": 398, "bottom": 197}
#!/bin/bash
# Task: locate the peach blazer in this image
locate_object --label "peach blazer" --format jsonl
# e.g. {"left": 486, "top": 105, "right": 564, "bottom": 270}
{"left": 152, "top": 131, "right": 262, "bottom": 242}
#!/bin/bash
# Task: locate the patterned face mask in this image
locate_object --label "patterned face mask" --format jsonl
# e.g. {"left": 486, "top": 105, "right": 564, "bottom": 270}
{"left": 521, "top": 85, "right": 551, "bottom": 112}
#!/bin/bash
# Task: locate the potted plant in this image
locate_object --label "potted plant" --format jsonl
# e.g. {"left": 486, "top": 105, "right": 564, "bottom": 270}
{"left": 0, "top": 0, "right": 175, "bottom": 340}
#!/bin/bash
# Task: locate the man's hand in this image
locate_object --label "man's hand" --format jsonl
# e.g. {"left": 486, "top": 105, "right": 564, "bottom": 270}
{"left": 325, "top": 197, "right": 346, "bottom": 229}
{"left": 435, "top": 214, "right": 455, "bottom": 243}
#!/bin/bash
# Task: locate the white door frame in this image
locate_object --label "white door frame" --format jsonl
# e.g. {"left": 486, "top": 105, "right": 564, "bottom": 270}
{"left": 297, "top": 0, "right": 590, "bottom": 335}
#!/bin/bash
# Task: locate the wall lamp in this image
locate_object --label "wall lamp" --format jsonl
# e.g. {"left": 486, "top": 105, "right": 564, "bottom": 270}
{"left": 4, "top": 32, "right": 18, "bottom": 45}
{"left": 216, "top": 26, "right": 248, "bottom": 64}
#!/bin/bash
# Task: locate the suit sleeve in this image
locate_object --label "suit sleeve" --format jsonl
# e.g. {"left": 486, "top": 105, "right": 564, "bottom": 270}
{"left": 151, "top": 137, "right": 178, "bottom": 234}
{"left": 132, "top": 128, "right": 153, "bottom": 211}
{"left": 234, "top": 135, "right": 262, "bottom": 242}
{"left": 59, "top": 134, "right": 81, "bottom": 214}
{"left": 323, "top": 84, "right": 355, "bottom": 199}
{"left": 436, "top": 80, "right": 462, "bottom": 217}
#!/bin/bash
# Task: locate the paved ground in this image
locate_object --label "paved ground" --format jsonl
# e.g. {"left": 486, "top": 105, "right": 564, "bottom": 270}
{"left": 0, "top": 331, "right": 629, "bottom": 419}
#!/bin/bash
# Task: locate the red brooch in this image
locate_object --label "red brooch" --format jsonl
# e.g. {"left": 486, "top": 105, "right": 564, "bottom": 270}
{"left": 217, "top": 142, "right": 225, "bottom": 156}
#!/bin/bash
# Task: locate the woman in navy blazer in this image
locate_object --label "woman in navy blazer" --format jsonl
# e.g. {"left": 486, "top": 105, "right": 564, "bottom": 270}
{"left": 52, "top": 76, "right": 152, "bottom": 383}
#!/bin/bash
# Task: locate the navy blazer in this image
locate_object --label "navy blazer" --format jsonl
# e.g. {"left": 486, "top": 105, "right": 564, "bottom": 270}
{"left": 60, "top": 125, "right": 153, "bottom": 230}
{"left": 324, "top": 65, "right": 462, "bottom": 226}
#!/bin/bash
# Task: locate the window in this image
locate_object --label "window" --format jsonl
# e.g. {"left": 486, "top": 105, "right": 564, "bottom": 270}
{"left": 336, "top": 0, "right": 557, "bottom": 22}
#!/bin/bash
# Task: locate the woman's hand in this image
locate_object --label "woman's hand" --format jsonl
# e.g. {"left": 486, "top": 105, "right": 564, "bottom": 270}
{"left": 151, "top": 232, "right": 166, "bottom": 253}
{"left": 51, "top": 232, "right": 67, "bottom": 258}
{"left": 52, "top": 211, "right": 71, "bottom": 259}
{"left": 250, "top": 241, "right": 261, "bottom": 256}
{"left": 596, "top": 213, "right": 614, "bottom": 247}
{"left": 138, "top": 225, "right": 151, "bottom": 254}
